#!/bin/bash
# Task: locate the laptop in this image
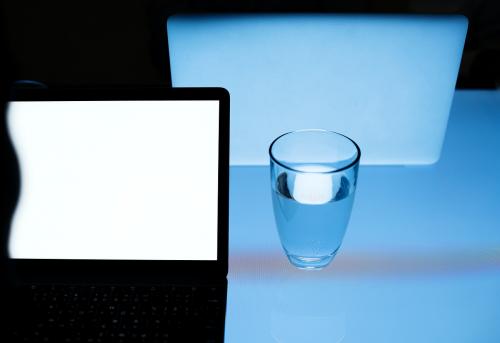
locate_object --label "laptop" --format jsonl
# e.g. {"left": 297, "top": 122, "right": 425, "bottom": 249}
{"left": 167, "top": 14, "right": 468, "bottom": 165}
{"left": 2, "top": 87, "right": 230, "bottom": 342}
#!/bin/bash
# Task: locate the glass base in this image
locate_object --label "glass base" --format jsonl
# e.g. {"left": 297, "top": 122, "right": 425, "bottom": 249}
{"left": 286, "top": 251, "right": 338, "bottom": 270}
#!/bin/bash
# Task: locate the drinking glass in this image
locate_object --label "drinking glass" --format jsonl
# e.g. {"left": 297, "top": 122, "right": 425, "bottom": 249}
{"left": 269, "top": 129, "right": 360, "bottom": 269}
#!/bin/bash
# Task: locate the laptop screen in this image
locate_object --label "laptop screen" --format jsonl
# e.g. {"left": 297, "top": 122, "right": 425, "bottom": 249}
{"left": 7, "top": 100, "right": 220, "bottom": 261}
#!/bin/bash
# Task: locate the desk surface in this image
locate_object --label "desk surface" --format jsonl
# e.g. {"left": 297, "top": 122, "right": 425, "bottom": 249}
{"left": 225, "top": 90, "right": 500, "bottom": 342}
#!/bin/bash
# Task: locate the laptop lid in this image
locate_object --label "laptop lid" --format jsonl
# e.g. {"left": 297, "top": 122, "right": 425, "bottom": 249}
{"left": 3, "top": 87, "right": 229, "bottom": 279}
{"left": 167, "top": 14, "right": 468, "bottom": 165}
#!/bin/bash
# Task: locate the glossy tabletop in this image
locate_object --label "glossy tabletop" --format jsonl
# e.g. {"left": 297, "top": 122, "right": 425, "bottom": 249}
{"left": 225, "top": 90, "right": 500, "bottom": 342}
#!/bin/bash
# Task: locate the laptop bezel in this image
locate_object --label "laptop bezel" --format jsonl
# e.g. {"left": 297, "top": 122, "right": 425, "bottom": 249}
{"left": 3, "top": 87, "right": 229, "bottom": 280}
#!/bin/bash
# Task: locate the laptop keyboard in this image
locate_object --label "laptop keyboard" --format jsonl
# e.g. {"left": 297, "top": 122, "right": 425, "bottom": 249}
{"left": 10, "top": 283, "right": 225, "bottom": 343}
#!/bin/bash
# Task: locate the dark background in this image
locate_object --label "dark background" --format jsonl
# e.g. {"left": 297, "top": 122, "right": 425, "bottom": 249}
{"left": 0, "top": 0, "right": 499, "bottom": 89}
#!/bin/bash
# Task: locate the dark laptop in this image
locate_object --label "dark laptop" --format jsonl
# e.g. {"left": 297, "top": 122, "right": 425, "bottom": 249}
{"left": 2, "top": 87, "right": 229, "bottom": 343}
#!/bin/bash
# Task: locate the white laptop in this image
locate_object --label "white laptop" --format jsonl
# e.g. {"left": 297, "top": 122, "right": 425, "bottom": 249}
{"left": 167, "top": 14, "right": 468, "bottom": 165}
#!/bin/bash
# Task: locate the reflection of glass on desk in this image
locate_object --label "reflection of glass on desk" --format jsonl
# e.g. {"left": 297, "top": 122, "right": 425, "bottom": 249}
{"left": 271, "top": 277, "right": 346, "bottom": 343}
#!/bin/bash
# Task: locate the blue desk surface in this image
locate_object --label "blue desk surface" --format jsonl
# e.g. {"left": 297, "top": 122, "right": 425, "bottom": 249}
{"left": 225, "top": 90, "right": 500, "bottom": 342}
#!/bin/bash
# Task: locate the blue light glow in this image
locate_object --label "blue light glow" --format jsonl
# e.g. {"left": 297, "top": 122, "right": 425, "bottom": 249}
{"left": 223, "top": 90, "right": 500, "bottom": 341}
{"left": 168, "top": 14, "right": 468, "bottom": 165}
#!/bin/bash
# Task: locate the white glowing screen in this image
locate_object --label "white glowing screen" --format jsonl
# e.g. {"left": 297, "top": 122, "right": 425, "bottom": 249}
{"left": 7, "top": 100, "right": 220, "bottom": 260}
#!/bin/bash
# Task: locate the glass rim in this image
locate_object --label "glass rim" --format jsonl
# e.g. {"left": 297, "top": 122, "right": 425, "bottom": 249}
{"left": 269, "top": 129, "right": 361, "bottom": 174}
